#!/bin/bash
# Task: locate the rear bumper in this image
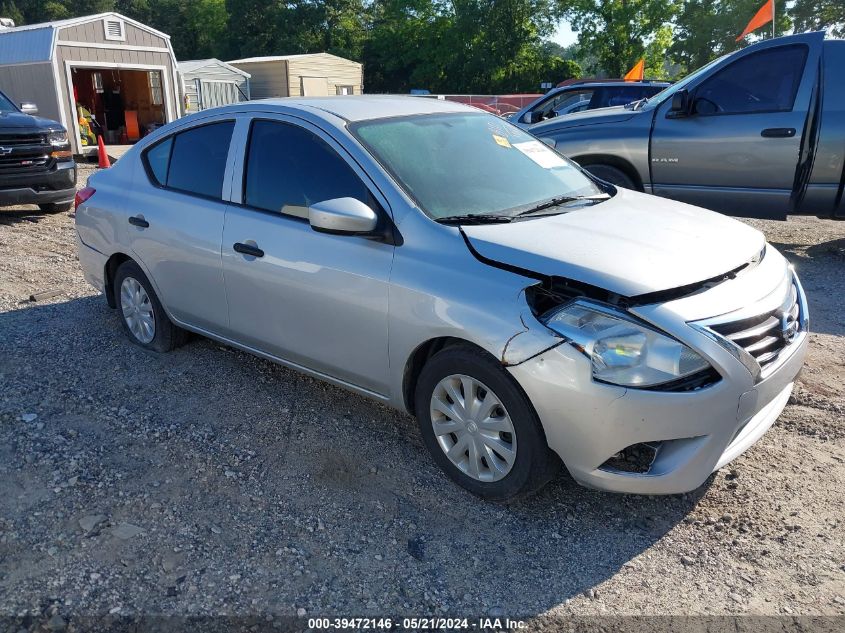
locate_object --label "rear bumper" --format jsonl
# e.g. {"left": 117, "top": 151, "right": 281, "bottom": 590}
{"left": 0, "top": 160, "right": 77, "bottom": 207}
{"left": 77, "top": 235, "right": 108, "bottom": 294}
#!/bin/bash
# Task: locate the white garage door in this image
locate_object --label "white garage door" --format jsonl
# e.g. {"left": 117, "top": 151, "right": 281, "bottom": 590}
{"left": 199, "top": 81, "right": 239, "bottom": 109}
{"left": 301, "top": 76, "right": 329, "bottom": 97}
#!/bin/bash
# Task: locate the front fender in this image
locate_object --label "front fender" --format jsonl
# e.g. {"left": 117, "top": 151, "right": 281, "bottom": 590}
{"left": 386, "top": 213, "right": 562, "bottom": 411}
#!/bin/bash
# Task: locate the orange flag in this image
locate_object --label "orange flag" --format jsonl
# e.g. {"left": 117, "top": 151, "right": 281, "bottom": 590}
{"left": 736, "top": 0, "right": 774, "bottom": 41}
{"left": 623, "top": 59, "right": 644, "bottom": 81}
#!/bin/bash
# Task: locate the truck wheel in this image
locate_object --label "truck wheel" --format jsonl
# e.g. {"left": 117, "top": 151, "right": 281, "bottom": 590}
{"left": 39, "top": 202, "right": 73, "bottom": 214}
{"left": 584, "top": 164, "right": 637, "bottom": 190}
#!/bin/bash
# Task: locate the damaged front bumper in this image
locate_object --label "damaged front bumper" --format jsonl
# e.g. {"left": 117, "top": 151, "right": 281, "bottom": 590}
{"left": 509, "top": 330, "right": 805, "bottom": 494}
{"left": 506, "top": 267, "right": 809, "bottom": 495}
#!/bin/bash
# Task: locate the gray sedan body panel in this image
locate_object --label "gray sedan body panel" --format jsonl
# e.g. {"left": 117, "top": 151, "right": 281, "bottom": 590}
{"left": 78, "top": 98, "right": 562, "bottom": 405}
{"left": 384, "top": 209, "right": 563, "bottom": 409}
{"left": 220, "top": 114, "right": 396, "bottom": 394}
{"left": 74, "top": 95, "right": 808, "bottom": 496}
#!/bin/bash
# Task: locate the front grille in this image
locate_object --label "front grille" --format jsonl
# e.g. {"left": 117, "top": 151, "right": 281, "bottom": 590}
{"left": 709, "top": 283, "right": 800, "bottom": 372}
{"left": 0, "top": 133, "right": 47, "bottom": 146}
{"left": 0, "top": 133, "right": 51, "bottom": 173}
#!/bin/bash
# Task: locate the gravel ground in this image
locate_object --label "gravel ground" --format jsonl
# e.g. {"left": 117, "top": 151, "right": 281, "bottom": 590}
{"left": 1, "top": 163, "right": 844, "bottom": 629}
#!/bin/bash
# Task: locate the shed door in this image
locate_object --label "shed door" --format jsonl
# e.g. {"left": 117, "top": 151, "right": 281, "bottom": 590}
{"left": 200, "top": 81, "right": 239, "bottom": 109}
{"left": 301, "top": 76, "right": 329, "bottom": 97}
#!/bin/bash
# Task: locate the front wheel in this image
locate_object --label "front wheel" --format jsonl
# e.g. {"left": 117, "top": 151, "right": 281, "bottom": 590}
{"left": 414, "top": 346, "right": 560, "bottom": 502}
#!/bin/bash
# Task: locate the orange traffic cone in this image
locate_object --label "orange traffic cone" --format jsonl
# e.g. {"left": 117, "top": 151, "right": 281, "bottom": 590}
{"left": 96, "top": 135, "right": 111, "bottom": 168}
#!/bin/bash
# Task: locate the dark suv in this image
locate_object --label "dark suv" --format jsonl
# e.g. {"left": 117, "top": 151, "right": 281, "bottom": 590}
{"left": 0, "top": 89, "right": 76, "bottom": 213}
{"left": 512, "top": 80, "right": 670, "bottom": 128}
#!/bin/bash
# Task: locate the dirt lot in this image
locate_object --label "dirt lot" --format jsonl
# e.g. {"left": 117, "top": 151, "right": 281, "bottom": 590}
{"left": 1, "top": 163, "right": 844, "bottom": 629}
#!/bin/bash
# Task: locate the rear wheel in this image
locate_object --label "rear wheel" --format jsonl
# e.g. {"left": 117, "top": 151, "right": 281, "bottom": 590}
{"left": 38, "top": 202, "right": 73, "bottom": 214}
{"left": 414, "top": 346, "right": 560, "bottom": 502}
{"left": 113, "top": 260, "right": 186, "bottom": 352}
{"left": 584, "top": 164, "right": 637, "bottom": 190}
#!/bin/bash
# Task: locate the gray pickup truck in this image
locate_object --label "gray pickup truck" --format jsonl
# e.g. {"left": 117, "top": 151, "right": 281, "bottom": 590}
{"left": 531, "top": 32, "right": 843, "bottom": 220}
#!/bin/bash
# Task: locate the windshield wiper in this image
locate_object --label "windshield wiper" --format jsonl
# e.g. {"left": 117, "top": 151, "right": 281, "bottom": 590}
{"left": 515, "top": 194, "right": 610, "bottom": 217}
{"left": 436, "top": 214, "right": 514, "bottom": 225}
{"left": 626, "top": 97, "right": 650, "bottom": 111}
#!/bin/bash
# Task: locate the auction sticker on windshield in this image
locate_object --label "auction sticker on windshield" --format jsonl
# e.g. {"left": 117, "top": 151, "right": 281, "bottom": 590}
{"left": 513, "top": 140, "right": 567, "bottom": 169}
{"left": 493, "top": 134, "right": 512, "bottom": 148}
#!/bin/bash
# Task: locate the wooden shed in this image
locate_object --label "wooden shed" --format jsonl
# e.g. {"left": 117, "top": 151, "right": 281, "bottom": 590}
{"left": 178, "top": 58, "right": 250, "bottom": 113}
{"left": 0, "top": 12, "right": 180, "bottom": 154}
{"left": 228, "top": 53, "right": 362, "bottom": 98}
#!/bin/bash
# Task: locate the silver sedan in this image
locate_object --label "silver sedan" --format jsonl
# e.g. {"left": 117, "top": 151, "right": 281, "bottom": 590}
{"left": 75, "top": 96, "right": 808, "bottom": 501}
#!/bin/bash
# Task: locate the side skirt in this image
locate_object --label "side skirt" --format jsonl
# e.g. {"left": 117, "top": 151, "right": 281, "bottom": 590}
{"left": 169, "top": 318, "right": 394, "bottom": 406}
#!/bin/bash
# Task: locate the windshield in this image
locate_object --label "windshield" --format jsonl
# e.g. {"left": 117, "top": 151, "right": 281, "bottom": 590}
{"left": 0, "top": 91, "right": 18, "bottom": 113}
{"left": 646, "top": 55, "right": 728, "bottom": 108}
{"left": 351, "top": 112, "right": 604, "bottom": 219}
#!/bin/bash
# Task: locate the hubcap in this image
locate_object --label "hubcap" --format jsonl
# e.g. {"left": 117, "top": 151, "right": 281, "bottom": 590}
{"left": 120, "top": 277, "right": 155, "bottom": 344}
{"left": 429, "top": 374, "right": 517, "bottom": 482}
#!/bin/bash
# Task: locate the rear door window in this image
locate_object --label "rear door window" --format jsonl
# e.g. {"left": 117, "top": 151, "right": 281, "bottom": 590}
{"left": 243, "top": 119, "right": 369, "bottom": 217}
{"left": 144, "top": 121, "right": 235, "bottom": 199}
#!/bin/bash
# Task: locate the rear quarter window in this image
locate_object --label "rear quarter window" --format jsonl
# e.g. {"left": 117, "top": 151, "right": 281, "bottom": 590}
{"left": 144, "top": 137, "right": 172, "bottom": 185}
{"left": 142, "top": 121, "right": 235, "bottom": 199}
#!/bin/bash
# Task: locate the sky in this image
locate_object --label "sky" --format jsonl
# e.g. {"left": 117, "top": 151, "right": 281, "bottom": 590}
{"left": 553, "top": 20, "right": 578, "bottom": 47}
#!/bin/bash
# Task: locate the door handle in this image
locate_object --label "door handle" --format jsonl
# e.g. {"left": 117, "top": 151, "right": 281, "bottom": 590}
{"left": 761, "top": 128, "right": 796, "bottom": 138}
{"left": 233, "top": 242, "right": 264, "bottom": 258}
{"left": 128, "top": 216, "right": 149, "bottom": 228}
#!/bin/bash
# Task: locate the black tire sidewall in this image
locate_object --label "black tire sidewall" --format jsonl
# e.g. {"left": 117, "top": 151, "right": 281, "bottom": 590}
{"left": 585, "top": 164, "right": 636, "bottom": 190}
{"left": 113, "top": 260, "right": 176, "bottom": 352}
{"left": 414, "top": 346, "right": 557, "bottom": 502}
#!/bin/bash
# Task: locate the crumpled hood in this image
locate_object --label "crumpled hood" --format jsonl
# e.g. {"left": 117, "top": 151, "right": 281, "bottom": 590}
{"left": 462, "top": 188, "right": 766, "bottom": 297}
{"left": 529, "top": 105, "right": 638, "bottom": 134}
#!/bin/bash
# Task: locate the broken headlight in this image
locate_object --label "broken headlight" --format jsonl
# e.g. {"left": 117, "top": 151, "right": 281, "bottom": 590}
{"left": 541, "top": 301, "right": 711, "bottom": 388}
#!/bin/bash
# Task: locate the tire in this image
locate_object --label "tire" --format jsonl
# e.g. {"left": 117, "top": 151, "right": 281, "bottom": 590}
{"left": 113, "top": 260, "right": 186, "bottom": 353}
{"left": 414, "top": 345, "right": 560, "bottom": 502}
{"left": 584, "top": 164, "right": 637, "bottom": 190}
{"left": 39, "top": 202, "right": 73, "bottom": 214}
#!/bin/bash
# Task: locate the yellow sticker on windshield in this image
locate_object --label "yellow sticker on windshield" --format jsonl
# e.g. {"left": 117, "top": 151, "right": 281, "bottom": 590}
{"left": 493, "top": 134, "right": 511, "bottom": 148}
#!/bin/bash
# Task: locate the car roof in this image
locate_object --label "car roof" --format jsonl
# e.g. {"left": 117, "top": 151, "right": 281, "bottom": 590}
{"left": 244, "top": 95, "right": 475, "bottom": 123}
{"left": 553, "top": 81, "right": 670, "bottom": 92}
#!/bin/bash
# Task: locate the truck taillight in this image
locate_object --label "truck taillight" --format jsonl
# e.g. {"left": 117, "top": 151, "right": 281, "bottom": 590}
{"left": 74, "top": 186, "right": 95, "bottom": 210}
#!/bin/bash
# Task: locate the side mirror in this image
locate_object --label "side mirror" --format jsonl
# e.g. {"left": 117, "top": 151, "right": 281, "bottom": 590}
{"left": 308, "top": 197, "right": 378, "bottom": 235}
{"left": 667, "top": 90, "right": 689, "bottom": 119}
{"left": 528, "top": 110, "right": 544, "bottom": 124}
{"left": 20, "top": 102, "right": 38, "bottom": 115}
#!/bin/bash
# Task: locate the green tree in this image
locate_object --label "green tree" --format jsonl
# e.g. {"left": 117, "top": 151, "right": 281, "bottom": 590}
{"left": 670, "top": 0, "right": 791, "bottom": 74}
{"left": 561, "top": 0, "right": 680, "bottom": 77}
{"left": 364, "top": 0, "right": 569, "bottom": 93}
{"left": 644, "top": 24, "right": 674, "bottom": 79}
{"left": 3, "top": 0, "right": 577, "bottom": 93}
{"left": 223, "top": 0, "right": 284, "bottom": 58}
{"left": 791, "top": 0, "right": 845, "bottom": 37}
{"left": 0, "top": 1, "right": 25, "bottom": 24}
